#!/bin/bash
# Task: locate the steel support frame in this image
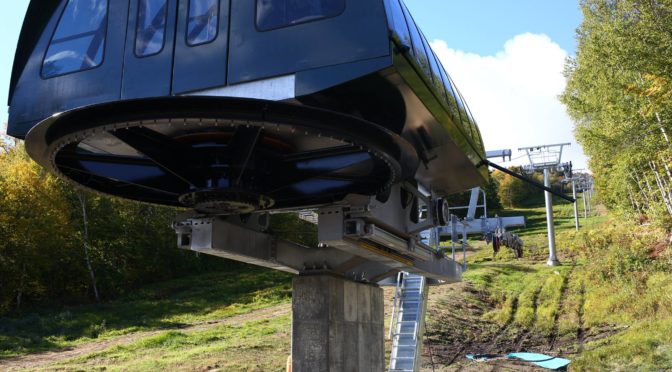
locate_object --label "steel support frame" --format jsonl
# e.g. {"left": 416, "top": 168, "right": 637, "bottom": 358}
{"left": 438, "top": 216, "right": 525, "bottom": 236}
{"left": 173, "top": 184, "right": 462, "bottom": 283}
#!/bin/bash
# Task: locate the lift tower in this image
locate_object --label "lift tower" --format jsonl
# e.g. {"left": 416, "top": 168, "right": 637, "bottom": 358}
{"left": 562, "top": 177, "right": 581, "bottom": 231}
{"left": 518, "top": 143, "right": 571, "bottom": 266}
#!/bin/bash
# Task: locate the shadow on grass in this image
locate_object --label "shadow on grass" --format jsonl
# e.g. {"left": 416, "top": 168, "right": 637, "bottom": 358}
{"left": 0, "top": 267, "right": 292, "bottom": 358}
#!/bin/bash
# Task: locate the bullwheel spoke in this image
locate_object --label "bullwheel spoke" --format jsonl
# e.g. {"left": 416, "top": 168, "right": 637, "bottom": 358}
{"left": 112, "top": 126, "right": 202, "bottom": 188}
{"left": 227, "top": 126, "right": 263, "bottom": 187}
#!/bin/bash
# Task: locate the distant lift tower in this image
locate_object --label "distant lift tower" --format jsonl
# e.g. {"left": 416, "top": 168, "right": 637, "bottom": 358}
{"left": 518, "top": 143, "right": 571, "bottom": 266}
{"left": 562, "top": 177, "right": 581, "bottom": 231}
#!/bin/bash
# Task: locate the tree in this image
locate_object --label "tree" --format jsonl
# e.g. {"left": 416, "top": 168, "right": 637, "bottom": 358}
{"left": 496, "top": 170, "right": 527, "bottom": 208}
{"left": 77, "top": 192, "right": 100, "bottom": 303}
{"left": 0, "top": 145, "right": 77, "bottom": 312}
{"left": 0, "top": 145, "right": 240, "bottom": 313}
{"left": 561, "top": 0, "right": 672, "bottom": 226}
{"left": 443, "top": 171, "right": 502, "bottom": 217}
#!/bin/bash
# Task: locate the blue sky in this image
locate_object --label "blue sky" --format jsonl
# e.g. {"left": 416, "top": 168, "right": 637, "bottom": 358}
{"left": 404, "top": 0, "right": 587, "bottom": 169}
{"left": 405, "top": 0, "right": 582, "bottom": 56}
{"left": 1, "top": 1, "right": 29, "bottom": 132}
{"left": 0, "top": 1, "right": 586, "bottom": 168}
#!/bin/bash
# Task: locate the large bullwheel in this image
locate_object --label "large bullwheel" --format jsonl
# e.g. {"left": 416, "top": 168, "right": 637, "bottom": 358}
{"left": 26, "top": 97, "right": 418, "bottom": 214}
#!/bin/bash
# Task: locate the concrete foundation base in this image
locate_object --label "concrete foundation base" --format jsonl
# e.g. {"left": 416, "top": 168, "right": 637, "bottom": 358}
{"left": 292, "top": 275, "right": 384, "bottom": 372}
{"left": 547, "top": 258, "right": 561, "bottom": 266}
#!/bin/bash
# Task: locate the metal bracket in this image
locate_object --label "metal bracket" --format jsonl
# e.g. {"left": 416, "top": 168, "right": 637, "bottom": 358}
{"left": 173, "top": 184, "right": 462, "bottom": 283}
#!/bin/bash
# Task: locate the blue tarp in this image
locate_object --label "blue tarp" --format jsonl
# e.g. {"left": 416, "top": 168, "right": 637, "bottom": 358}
{"left": 507, "top": 352, "right": 571, "bottom": 370}
{"left": 466, "top": 352, "right": 571, "bottom": 370}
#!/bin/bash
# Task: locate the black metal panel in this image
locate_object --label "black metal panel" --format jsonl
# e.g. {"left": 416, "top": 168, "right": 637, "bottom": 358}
{"left": 8, "top": 0, "right": 129, "bottom": 138}
{"left": 294, "top": 56, "right": 392, "bottom": 98}
{"left": 172, "top": 0, "right": 230, "bottom": 94}
{"left": 383, "top": 0, "right": 411, "bottom": 50}
{"left": 122, "top": 0, "right": 178, "bottom": 99}
{"left": 297, "top": 68, "right": 408, "bottom": 137}
{"left": 228, "top": 0, "right": 390, "bottom": 84}
{"left": 8, "top": 0, "right": 61, "bottom": 105}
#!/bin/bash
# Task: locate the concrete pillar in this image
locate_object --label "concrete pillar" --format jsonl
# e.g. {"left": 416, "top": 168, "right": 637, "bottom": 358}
{"left": 292, "top": 275, "right": 384, "bottom": 372}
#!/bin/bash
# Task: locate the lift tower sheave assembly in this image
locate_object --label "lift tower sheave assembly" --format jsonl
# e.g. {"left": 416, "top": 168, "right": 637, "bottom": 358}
{"left": 518, "top": 143, "right": 571, "bottom": 267}
{"left": 7, "top": 0, "right": 492, "bottom": 370}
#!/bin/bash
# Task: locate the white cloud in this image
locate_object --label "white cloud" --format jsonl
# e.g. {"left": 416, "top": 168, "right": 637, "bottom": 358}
{"left": 431, "top": 33, "right": 588, "bottom": 170}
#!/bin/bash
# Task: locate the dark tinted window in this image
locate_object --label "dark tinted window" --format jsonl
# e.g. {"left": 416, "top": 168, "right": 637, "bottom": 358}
{"left": 42, "top": 0, "right": 108, "bottom": 78}
{"left": 464, "top": 102, "right": 482, "bottom": 146}
{"left": 256, "top": 0, "right": 345, "bottom": 31}
{"left": 423, "top": 37, "right": 445, "bottom": 99}
{"left": 135, "top": 0, "right": 168, "bottom": 57}
{"left": 187, "top": 0, "right": 219, "bottom": 45}
{"left": 400, "top": 4, "right": 430, "bottom": 79}
{"left": 438, "top": 66, "right": 461, "bottom": 124}
{"left": 384, "top": 0, "right": 411, "bottom": 49}
{"left": 453, "top": 85, "right": 476, "bottom": 139}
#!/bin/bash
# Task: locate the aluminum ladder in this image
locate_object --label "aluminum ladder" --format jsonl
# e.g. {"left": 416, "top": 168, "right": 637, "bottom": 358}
{"left": 388, "top": 272, "right": 429, "bottom": 372}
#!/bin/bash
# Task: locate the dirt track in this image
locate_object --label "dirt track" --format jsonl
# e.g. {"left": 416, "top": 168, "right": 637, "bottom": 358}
{"left": 0, "top": 304, "right": 291, "bottom": 371}
{"left": 418, "top": 271, "right": 625, "bottom": 371}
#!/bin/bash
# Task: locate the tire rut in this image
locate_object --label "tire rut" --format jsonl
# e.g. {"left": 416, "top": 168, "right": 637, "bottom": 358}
{"left": 547, "top": 266, "right": 575, "bottom": 351}
{"left": 577, "top": 282, "right": 586, "bottom": 352}
{"left": 487, "top": 296, "right": 519, "bottom": 354}
{"left": 514, "top": 286, "right": 542, "bottom": 351}
{"left": 445, "top": 344, "right": 465, "bottom": 366}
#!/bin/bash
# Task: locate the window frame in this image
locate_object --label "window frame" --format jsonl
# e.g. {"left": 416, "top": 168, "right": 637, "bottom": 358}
{"left": 254, "top": 0, "right": 347, "bottom": 33}
{"left": 134, "top": 0, "right": 169, "bottom": 58}
{"left": 41, "top": 0, "right": 110, "bottom": 79}
{"left": 384, "top": 0, "right": 412, "bottom": 50}
{"left": 186, "top": 0, "right": 220, "bottom": 47}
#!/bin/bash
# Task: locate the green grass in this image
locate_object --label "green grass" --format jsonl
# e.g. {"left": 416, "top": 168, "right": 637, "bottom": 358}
{"left": 48, "top": 315, "right": 291, "bottom": 371}
{"left": 535, "top": 268, "right": 569, "bottom": 336}
{"left": 574, "top": 319, "right": 672, "bottom": 371}
{"left": 556, "top": 271, "right": 585, "bottom": 338}
{"left": 513, "top": 280, "right": 541, "bottom": 328}
{"left": 460, "top": 192, "right": 672, "bottom": 369}
{"left": 0, "top": 267, "right": 292, "bottom": 359}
